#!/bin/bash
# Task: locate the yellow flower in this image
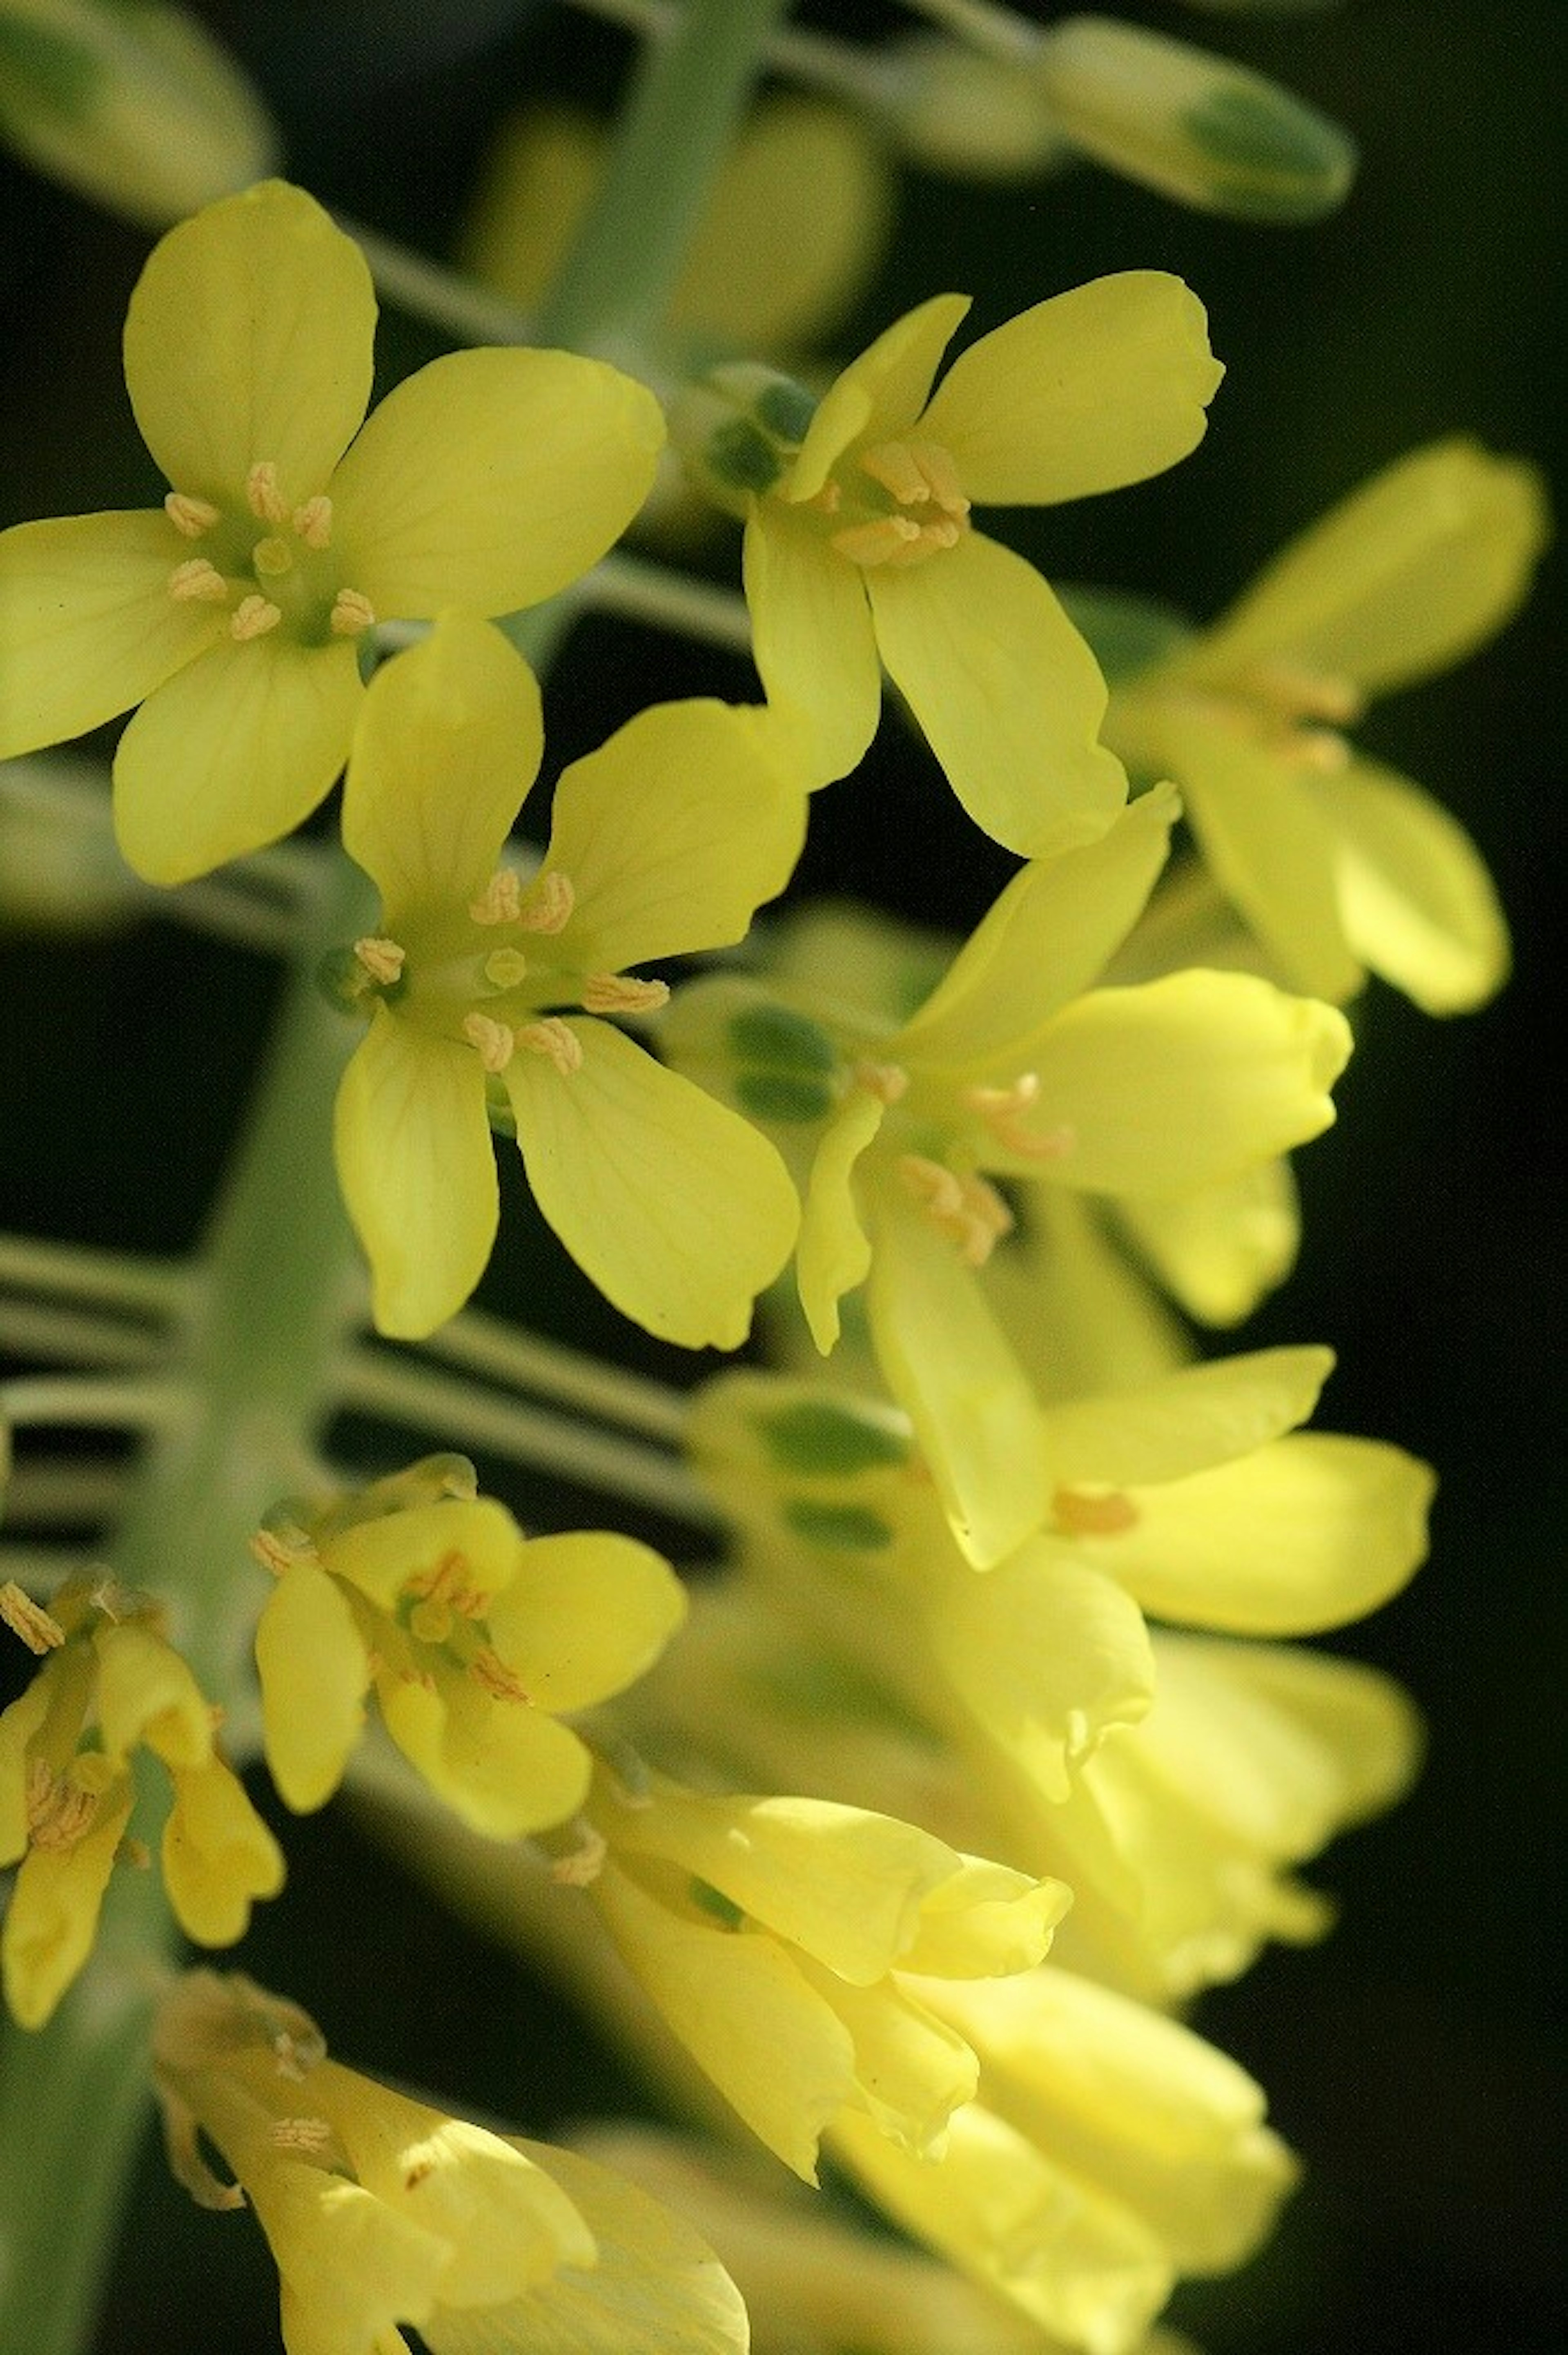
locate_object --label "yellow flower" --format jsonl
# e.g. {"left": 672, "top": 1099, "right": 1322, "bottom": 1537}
{"left": 832, "top": 1966, "right": 1295, "bottom": 2355}
{"left": 664, "top": 789, "right": 1351, "bottom": 1565}
{"left": 329, "top": 610, "right": 805, "bottom": 1345}
{"left": 252, "top": 1454, "right": 685, "bottom": 1838}
{"left": 0, "top": 178, "right": 664, "bottom": 883}
{"left": 580, "top": 1762, "right": 1069, "bottom": 2183}
{"left": 1103, "top": 439, "right": 1548, "bottom": 1007}
{"left": 0, "top": 1575, "right": 283, "bottom": 2029}
{"left": 675, "top": 275, "right": 1222, "bottom": 853}
{"left": 151, "top": 1969, "right": 748, "bottom": 2355}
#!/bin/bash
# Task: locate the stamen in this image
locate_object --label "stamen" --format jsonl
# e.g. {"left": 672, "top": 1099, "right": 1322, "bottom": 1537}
{"left": 470, "top": 869, "right": 522, "bottom": 926}
{"left": 249, "top": 1527, "right": 315, "bottom": 1578}
{"left": 25, "top": 1758, "right": 102, "bottom": 1852}
{"left": 832, "top": 514, "right": 924, "bottom": 566}
{"left": 860, "top": 441, "right": 936, "bottom": 505}
{"left": 963, "top": 1075, "right": 1077, "bottom": 1161}
{"left": 482, "top": 948, "right": 528, "bottom": 990}
{"left": 897, "top": 1155, "right": 1013, "bottom": 1265}
{"left": 551, "top": 1822, "right": 608, "bottom": 1887}
{"left": 518, "top": 871, "right": 575, "bottom": 934}
{"left": 1235, "top": 658, "right": 1364, "bottom": 728}
{"left": 270, "top": 2116, "right": 335, "bottom": 2155}
{"left": 0, "top": 1579, "right": 65, "bottom": 1654}
{"left": 168, "top": 558, "right": 229, "bottom": 604}
{"left": 853, "top": 1058, "right": 909, "bottom": 1104}
{"left": 231, "top": 595, "right": 283, "bottom": 642}
{"left": 469, "top": 1647, "right": 528, "bottom": 1704}
{"left": 1052, "top": 1484, "right": 1140, "bottom": 1538}
{"left": 463, "top": 1011, "right": 515, "bottom": 1074}
{"left": 251, "top": 536, "right": 294, "bottom": 579}
{"left": 580, "top": 972, "right": 670, "bottom": 1016}
{"left": 245, "top": 462, "right": 288, "bottom": 525}
{"left": 165, "top": 491, "right": 220, "bottom": 538}
{"left": 517, "top": 1017, "right": 584, "bottom": 1075}
{"left": 118, "top": 1834, "right": 152, "bottom": 1870}
{"left": 292, "top": 495, "right": 333, "bottom": 550}
{"left": 330, "top": 589, "right": 376, "bottom": 638}
{"left": 1296, "top": 727, "right": 1352, "bottom": 774}
{"left": 405, "top": 1550, "right": 486, "bottom": 1620}
{"left": 353, "top": 936, "right": 406, "bottom": 986}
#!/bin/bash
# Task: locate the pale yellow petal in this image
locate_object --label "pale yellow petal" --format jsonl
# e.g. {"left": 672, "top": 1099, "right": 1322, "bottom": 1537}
{"left": 900, "top": 1859, "right": 1071, "bottom": 1979}
{"left": 486, "top": 1532, "right": 686, "bottom": 1711}
{"left": 866, "top": 1196, "right": 1045, "bottom": 1570}
{"left": 113, "top": 632, "right": 361, "bottom": 883}
{"left": 992, "top": 1193, "right": 1190, "bottom": 1407}
{"left": 1192, "top": 439, "right": 1551, "bottom": 698}
{"left": 808, "top": 1969, "right": 977, "bottom": 2156}
{"left": 1111, "top": 1160, "right": 1301, "bottom": 1327}
{"left": 332, "top": 348, "right": 664, "bottom": 618}
{"left": 870, "top": 531, "right": 1127, "bottom": 856}
{"left": 1321, "top": 754, "right": 1511, "bottom": 1013}
{"left": 334, "top": 1012, "right": 497, "bottom": 1341}
{"left": 504, "top": 1021, "right": 797, "bottom": 1350}
{"left": 254, "top": 1557, "right": 370, "bottom": 1813}
{"left": 544, "top": 699, "right": 806, "bottom": 972}
{"left": 0, "top": 511, "right": 223, "bottom": 758}
{"left": 383, "top": 1670, "right": 590, "bottom": 1839}
{"left": 918, "top": 273, "right": 1223, "bottom": 507}
{"left": 124, "top": 179, "right": 374, "bottom": 504}
{"left": 341, "top": 613, "right": 543, "bottom": 915}
{"left": 2, "top": 1786, "right": 132, "bottom": 2029}
{"left": 1041, "top": 1345, "right": 1334, "bottom": 1487}
{"left": 161, "top": 1757, "right": 284, "bottom": 1944}
{"left": 797, "top": 1089, "right": 884, "bottom": 1354}
{"left": 461, "top": 106, "right": 601, "bottom": 311}
{"left": 785, "top": 295, "right": 969, "bottom": 502}
{"left": 1020, "top": 972, "right": 1350, "bottom": 1195}
{"left": 742, "top": 506, "right": 881, "bottom": 785}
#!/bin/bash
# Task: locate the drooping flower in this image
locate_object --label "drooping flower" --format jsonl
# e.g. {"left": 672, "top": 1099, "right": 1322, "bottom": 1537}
{"left": 663, "top": 788, "right": 1351, "bottom": 1564}
{"left": 252, "top": 1453, "right": 685, "bottom": 1838}
{"left": 151, "top": 1969, "right": 748, "bottom": 2355}
{"left": 673, "top": 275, "right": 1223, "bottom": 853}
{"left": 328, "top": 609, "right": 805, "bottom": 1345}
{"left": 0, "top": 178, "right": 664, "bottom": 883}
{"left": 1101, "top": 439, "right": 1548, "bottom": 1007}
{"left": 0, "top": 1575, "right": 283, "bottom": 2029}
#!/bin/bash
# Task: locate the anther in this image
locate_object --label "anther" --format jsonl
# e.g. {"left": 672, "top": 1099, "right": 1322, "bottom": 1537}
{"left": 292, "top": 495, "right": 333, "bottom": 550}
{"left": 0, "top": 1579, "right": 65, "bottom": 1654}
{"left": 517, "top": 1017, "right": 584, "bottom": 1075}
{"left": 25, "top": 1759, "right": 102, "bottom": 1852}
{"left": 1236, "top": 659, "right": 1364, "bottom": 729}
{"left": 470, "top": 869, "right": 522, "bottom": 926}
{"left": 469, "top": 1647, "right": 529, "bottom": 1703}
{"left": 853, "top": 1059, "right": 909, "bottom": 1104}
{"left": 550, "top": 1823, "right": 608, "bottom": 1887}
{"left": 832, "top": 515, "right": 924, "bottom": 567}
{"left": 353, "top": 936, "right": 406, "bottom": 986}
{"left": 165, "top": 491, "right": 220, "bottom": 538}
{"left": 897, "top": 1155, "right": 1013, "bottom": 1265}
{"left": 1052, "top": 1484, "right": 1140, "bottom": 1538}
{"left": 168, "top": 558, "right": 229, "bottom": 604}
{"left": 231, "top": 595, "right": 283, "bottom": 642}
{"left": 518, "top": 871, "right": 575, "bottom": 934}
{"left": 270, "top": 2116, "right": 335, "bottom": 2154}
{"left": 330, "top": 588, "right": 375, "bottom": 638}
{"left": 463, "top": 1011, "right": 515, "bottom": 1074}
{"left": 963, "top": 1074, "right": 1076, "bottom": 1161}
{"left": 251, "top": 536, "right": 294, "bottom": 579}
{"left": 580, "top": 972, "right": 670, "bottom": 1016}
{"left": 249, "top": 1528, "right": 316, "bottom": 1578}
{"left": 245, "top": 462, "right": 289, "bottom": 525}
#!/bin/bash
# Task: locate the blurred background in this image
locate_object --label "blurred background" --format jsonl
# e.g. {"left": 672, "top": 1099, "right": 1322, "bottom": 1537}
{"left": 1, "top": 2, "right": 1562, "bottom": 2349}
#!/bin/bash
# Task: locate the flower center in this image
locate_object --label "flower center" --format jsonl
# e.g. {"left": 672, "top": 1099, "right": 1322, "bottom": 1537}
{"left": 163, "top": 459, "right": 375, "bottom": 647}
{"left": 815, "top": 438, "right": 972, "bottom": 571}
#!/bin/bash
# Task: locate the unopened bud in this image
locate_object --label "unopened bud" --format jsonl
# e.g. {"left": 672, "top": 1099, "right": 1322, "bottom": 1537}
{"left": 670, "top": 364, "right": 820, "bottom": 519}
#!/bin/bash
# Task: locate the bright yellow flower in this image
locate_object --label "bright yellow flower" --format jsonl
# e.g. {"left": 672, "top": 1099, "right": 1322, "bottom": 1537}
{"left": 152, "top": 1969, "right": 748, "bottom": 2355}
{"left": 0, "top": 178, "right": 664, "bottom": 883}
{"left": 579, "top": 1761, "right": 1069, "bottom": 2183}
{"left": 664, "top": 789, "right": 1351, "bottom": 1564}
{"left": 329, "top": 611, "right": 805, "bottom": 1345}
{"left": 832, "top": 1966, "right": 1295, "bottom": 2355}
{"left": 676, "top": 275, "right": 1222, "bottom": 852}
{"left": 0, "top": 1575, "right": 282, "bottom": 2028}
{"left": 252, "top": 1453, "right": 685, "bottom": 1838}
{"left": 1103, "top": 439, "right": 1548, "bottom": 1007}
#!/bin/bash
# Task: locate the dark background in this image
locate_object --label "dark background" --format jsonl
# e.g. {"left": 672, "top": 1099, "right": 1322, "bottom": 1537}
{"left": 1, "top": 2, "right": 1562, "bottom": 2349}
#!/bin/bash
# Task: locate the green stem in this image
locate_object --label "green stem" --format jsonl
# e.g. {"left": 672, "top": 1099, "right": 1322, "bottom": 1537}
{"left": 418, "top": 1305, "right": 692, "bottom": 1443}
{"left": 0, "top": 1233, "right": 186, "bottom": 1317}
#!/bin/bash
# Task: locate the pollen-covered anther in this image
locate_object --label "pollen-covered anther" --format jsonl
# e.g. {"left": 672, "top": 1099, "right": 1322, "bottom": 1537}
{"left": 963, "top": 1073, "right": 1076, "bottom": 1161}
{"left": 168, "top": 558, "right": 229, "bottom": 604}
{"left": 1237, "top": 658, "right": 1364, "bottom": 729}
{"left": 248, "top": 1527, "right": 315, "bottom": 1578}
{"left": 551, "top": 1822, "right": 608, "bottom": 1887}
{"left": 329, "top": 589, "right": 376, "bottom": 638}
{"left": 251, "top": 536, "right": 294, "bottom": 579}
{"left": 518, "top": 871, "right": 575, "bottom": 934}
{"left": 517, "top": 1017, "right": 584, "bottom": 1075}
{"left": 245, "top": 462, "right": 289, "bottom": 526}
{"left": 25, "top": 1758, "right": 103, "bottom": 1852}
{"left": 0, "top": 1580, "right": 65, "bottom": 1654}
{"left": 405, "top": 1550, "right": 486, "bottom": 1625}
{"left": 291, "top": 495, "right": 333, "bottom": 551}
{"left": 463, "top": 1011, "right": 516, "bottom": 1074}
{"left": 353, "top": 935, "right": 406, "bottom": 986}
{"left": 1052, "top": 1483, "right": 1141, "bottom": 1538}
{"left": 165, "top": 491, "right": 220, "bottom": 538}
{"left": 270, "top": 2115, "right": 335, "bottom": 2155}
{"left": 860, "top": 438, "right": 970, "bottom": 518}
{"left": 469, "top": 868, "right": 523, "bottom": 926}
{"left": 898, "top": 1154, "right": 1013, "bottom": 1265}
{"left": 1295, "top": 727, "right": 1353, "bottom": 775}
{"left": 580, "top": 972, "right": 670, "bottom": 1016}
{"left": 231, "top": 595, "right": 283, "bottom": 643}
{"left": 853, "top": 1058, "right": 909, "bottom": 1104}
{"left": 469, "top": 1647, "right": 529, "bottom": 1704}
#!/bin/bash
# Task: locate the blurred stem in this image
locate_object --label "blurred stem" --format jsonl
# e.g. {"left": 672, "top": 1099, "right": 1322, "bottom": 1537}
{"left": 419, "top": 1306, "right": 692, "bottom": 1443}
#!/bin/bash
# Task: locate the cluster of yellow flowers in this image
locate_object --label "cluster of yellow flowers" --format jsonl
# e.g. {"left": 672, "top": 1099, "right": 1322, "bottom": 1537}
{"left": 0, "top": 22, "right": 1547, "bottom": 2353}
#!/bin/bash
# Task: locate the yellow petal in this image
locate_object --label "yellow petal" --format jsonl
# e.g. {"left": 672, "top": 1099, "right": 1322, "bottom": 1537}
{"left": 2, "top": 1784, "right": 132, "bottom": 2029}
{"left": 342, "top": 613, "right": 543, "bottom": 915}
{"left": 918, "top": 273, "right": 1223, "bottom": 506}
{"left": 331, "top": 348, "right": 664, "bottom": 618}
{"left": 1022, "top": 972, "right": 1350, "bottom": 1195}
{"left": 900, "top": 1858, "right": 1072, "bottom": 1979}
{"left": 785, "top": 294, "right": 970, "bottom": 503}
{"left": 113, "top": 631, "right": 361, "bottom": 883}
{"left": 124, "top": 179, "right": 375, "bottom": 505}
{"left": 797, "top": 1089, "right": 884, "bottom": 1354}
{"left": 334, "top": 1012, "right": 497, "bottom": 1341}
{"left": 162, "top": 1757, "right": 284, "bottom": 1944}
{"left": 0, "top": 511, "right": 223, "bottom": 759}
{"left": 254, "top": 1558, "right": 370, "bottom": 1813}
{"left": 865, "top": 1196, "right": 1045, "bottom": 1570}
{"left": 461, "top": 105, "right": 601, "bottom": 311}
{"left": 1109, "top": 1434, "right": 1435, "bottom": 1634}
{"left": 896, "top": 784, "right": 1176, "bottom": 1071}
{"left": 1192, "top": 439, "right": 1551, "bottom": 698}
{"left": 869, "top": 531, "right": 1127, "bottom": 856}
{"left": 383, "top": 1668, "right": 590, "bottom": 1840}
{"left": 92, "top": 1619, "right": 212, "bottom": 1769}
{"left": 1110, "top": 1161, "right": 1301, "bottom": 1327}
{"left": 503, "top": 1020, "right": 798, "bottom": 1350}
{"left": 544, "top": 699, "right": 806, "bottom": 972}
{"left": 1321, "top": 754, "right": 1511, "bottom": 1014}
{"left": 486, "top": 1532, "right": 686, "bottom": 1711}
{"left": 742, "top": 506, "right": 881, "bottom": 785}
{"left": 806, "top": 1968, "right": 977, "bottom": 2157}
{"left": 1041, "top": 1345, "right": 1334, "bottom": 1487}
